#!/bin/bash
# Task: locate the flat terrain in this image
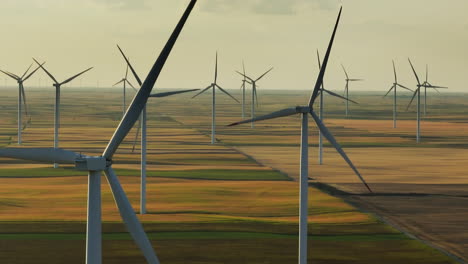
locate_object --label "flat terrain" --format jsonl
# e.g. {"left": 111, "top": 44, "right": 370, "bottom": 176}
{"left": 0, "top": 87, "right": 465, "bottom": 263}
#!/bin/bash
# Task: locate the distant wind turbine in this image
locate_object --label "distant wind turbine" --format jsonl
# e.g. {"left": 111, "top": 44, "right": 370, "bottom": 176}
{"left": 117, "top": 45, "right": 198, "bottom": 215}
{"left": 237, "top": 61, "right": 248, "bottom": 119}
{"left": 113, "top": 62, "right": 136, "bottom": 117}
{"left": 407, "top": 59, "right": 424, "bottom": 143}
{"left": 0, "top": 63, "right": 43, "bottom": 144}
{"left": 0, "top": 0, "right": 197, "bottom": 263}
{"left": 316, "top": 51, "right": 358, "bottom": 165}
{"left": 383, "top": 61, "right": 413, "bottom": 128}
{"left": 33, "top": 59, "right": 93, "bottom": 168}
{"left": 192, "top": 52, "right": 239, "bottom": 144}
{"left": 341, "top": 64, "right": 363, "bottom": 117}
{"left": 229, "top": 8, "right": 372, "bottom": 264}
{"left": 421, "top": 64, "right": 448, "bottom": 116}
{"left": 236, "top": 66, "right": 273, "bottom": 128}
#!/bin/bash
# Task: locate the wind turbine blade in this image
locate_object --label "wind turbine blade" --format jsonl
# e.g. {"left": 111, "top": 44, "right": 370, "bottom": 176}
{"left": 242, "top": 60, "right": 246, "bottom": 77}
{"left": 23, "top": 62, "right": 45, "bottom": 82}
{"left": 255, "top": 67, "right": 273, "bottom": 82}
{"left": 21, "top": 64, "right": 33, "bottom": 80}
{"left": 228, "top": 107, "right": 298, "bottom": 127}
{"left": 104, "top": 167, "right": 160, "bottom": 264}
{"left": 33, "top": 58, "right": 59, "bottom": 84}
{"left": 132, "top": 118, "right": 141, "bottom": 153}
{"left": 214, "top": 52, "right": 218, "bottom": 84}
{"left": 254, "top": 86, "right": 259, "bottom": 107}
{"left": 126, "top": 80, "right": 138, "bottom": 92}
{"left": 317, "top": 50, "right": 322, "bottom": 69}
{"left": 349, "top": 79, "right": 364, "bottom": 81}
{"left": 117, "top": 45, "right": 143, "bottom": 86}
{"left": 426, "top": 64, "right": 428, "bottom": 83}
{"left": 60, "top": 67, "right": 93, "bottom": 86}
{"left": 0, "top": 148, "right": 78, "bottom": 164}
{"left": 150, "top": 88, "right": 199, "bottom": 98}
{"left": 428, "top": 85, "right": 448, "bottom": 89}
{"left": 235, "top": 71, "right": 254, "bottom": 82}
{"left": 191, "top": 85, "right": 212, "bottom": 99}
{"left": 408, "top": 58, "right": 421, "bottom": 86}
{"left": 309, "top": 7, "right": 342, "bottom": 106}
{"left": 434, "top": 88, "right": 441, "bottom": 94}
{"left": 393, "top": 60, "right": 397, "bottom": 83}
{"left": 383, "top": 85, "right": 395, "bottom": 98}
{"left": 341, "top": 64, "right": 349, "bottom": 79}
{"left": 324, "top": 89, "right": 358, "bottom": 104}
{"left": 103, "top": 0, "right": 198, "bottom": 160}
{"left": 0, "top": 70, "right": 20, "bottom": 81}
{"left": 21, "top": 84, "right": 29, "bottom": 115}
{"left": 310, "top": 111, "right": 372, "bottom": 193}
{"left": 396, "top": 83, "right": 413, "bottom": 92}
{"left": 406, "top": 89, "right": 419, "bottom": 111}
{"left": 216, "top": 84, "right": 240, "bottom": 103}
{"left": 113, "top": 79, "right": 125, "bottom": 87}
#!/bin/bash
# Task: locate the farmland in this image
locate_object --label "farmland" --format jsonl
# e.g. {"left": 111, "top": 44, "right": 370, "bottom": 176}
{"left": 0, "top": 87, "right": 465, "bottom": 263}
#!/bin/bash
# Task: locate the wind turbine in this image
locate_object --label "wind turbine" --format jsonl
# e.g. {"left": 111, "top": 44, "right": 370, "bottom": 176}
{"left": 0, "top": 1, "right": 197, "bottom": 263}
{"left": 341, "top": 64, "right": 363, "bottom": 117}
{"left": 407, "top": 59, "right": 424, "bottom": 143}
{"left": 0, "top": 63, "right": 43, "bottom": 144}
{"left": 236, "top": 67, "right": 273, "bottom": 128}
{"left": 383, "top": 61, "right": 412, "bottom": 128}
{"left": 192, "top": 52, "right": 239, "bottom": 144}
{"left": 237, "top": 61, "right": 248, "bottom": 119}
{"left": 228, "top": 8, "right": 372, "bottom": 264}
{"left": 113, "top": 63, "right": 136, "bottom": 117}
{"left": 316, "top": 51, "right": 358, "bottom": 165}
{"left": 117, "top": 45, "right": 199, "bottom": 215}
{"left": 33, "top": 59, "right": 93, "bottom": 168}
{"left": 421, "top": 64, "right": 448, "bottom": 116}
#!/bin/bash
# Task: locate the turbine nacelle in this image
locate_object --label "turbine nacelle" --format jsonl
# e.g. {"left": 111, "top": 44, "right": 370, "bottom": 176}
{"left": 75, "top": 156, "right": 108, "bottom": 171}
{"left": 296, "top": 106, "right": 311, "bottom": 113}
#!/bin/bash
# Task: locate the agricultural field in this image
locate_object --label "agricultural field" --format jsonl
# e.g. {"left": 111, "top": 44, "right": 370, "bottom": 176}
{"left": 0, "top": 87, "right": 465, "bottom": 263}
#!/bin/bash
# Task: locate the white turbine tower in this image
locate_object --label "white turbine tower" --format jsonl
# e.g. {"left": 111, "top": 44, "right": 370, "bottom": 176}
{"left": 33, "top": 59, "right": 93, "bottom": 168}
{"left": 316, "top": 51, "right": 357, "bottom": 165}
{"left": 341, "top": 64, "right": 363, "bottom": 117}
{"left": 113, "top": 62, "right": 136, "bottom": 117}
{"left": 383, "top": 61, "right": 412, "bottom": 128}
{"left": 117, "top": 45, "right": 199, "bottom": 215}
{"left": 228, "top": 8, "right": 372, "bottom": 264}
{"left": 420, "top": 64, "right": 448, "bottom": 116}
{"left": 0, "top": 1, "right": 197, "bottom": 263}
{"left": 192, "top": 52, "right": 240, "bottom": 144}
{"left": 236, "top": 67, "right": 273, "bottom": 128}
{"left": 0, "top": 63, "right": 43, "bottom": 144}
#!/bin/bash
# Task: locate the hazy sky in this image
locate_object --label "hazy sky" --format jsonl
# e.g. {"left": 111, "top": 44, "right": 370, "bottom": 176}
{"left": 0, "top": 0, "right": 467, "bottom": 93}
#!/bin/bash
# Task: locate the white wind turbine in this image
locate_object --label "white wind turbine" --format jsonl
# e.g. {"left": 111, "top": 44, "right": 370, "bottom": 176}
{"left": 228, "top": 8, "right": 372, "bottom": 264}
{"left": 341, "top": 64, "right": 363, "bottom": 117}
{"left": 0, "top": 63, "right": 44, "bottom": 144}
{"left": 383, "top": 61, "right": 413, "bottom": 128}
{"left": 113, "top": 62, "right": 136, "bottom": 117}
{"left": 420, "top": 64, "right": 448, "bottom": 116}
{"left": 407, "top": 59, "right": 427, "bottom": 143}
{"left": 192, "top": 52, "right": 240, "bottom": 144}
{"left": 236, "top": 67, "right": 273, "bottom": 128}
{"left": 0, "top": 0, "right": 197, "bottom": 263}
{"left": 237, "top": 61, "right": 248, "bottom": 119}
{"left": 117, "top": 45, "right": 199, "bottom": 215}
{"left": 33, "top": 58, "right": 93, "bottom": 168}
{"left": 316, "top": 51, "right": 358, "bottom": 165}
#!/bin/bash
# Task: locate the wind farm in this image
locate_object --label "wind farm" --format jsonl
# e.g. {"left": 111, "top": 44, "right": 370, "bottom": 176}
{"left": 1, "top": 1, "right": 468, "bottom": 264}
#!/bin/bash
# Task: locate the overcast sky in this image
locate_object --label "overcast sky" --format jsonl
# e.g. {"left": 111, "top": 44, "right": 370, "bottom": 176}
{"left": 0, "top": 0, "right": 467, "bottom": 93}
